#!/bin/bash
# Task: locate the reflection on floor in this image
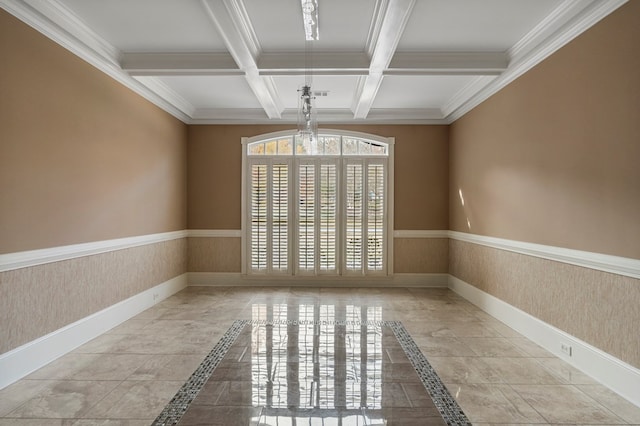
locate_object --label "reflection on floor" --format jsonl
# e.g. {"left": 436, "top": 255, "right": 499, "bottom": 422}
{"left": 1, "top": 287, "right": 639, "bottom": 426}
{"left": 155, "top": 316, "right": 463, "bottom": 425}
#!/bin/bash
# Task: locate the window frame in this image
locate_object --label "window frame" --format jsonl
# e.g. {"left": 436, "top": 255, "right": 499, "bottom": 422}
{"left": 241, "top": 129, "right": 395, "bottom": 279}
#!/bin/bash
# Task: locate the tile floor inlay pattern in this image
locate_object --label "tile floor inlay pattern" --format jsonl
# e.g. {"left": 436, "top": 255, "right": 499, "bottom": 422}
{"left": 153, "top": 319, "right": 470, "bottom": 426}
{"left": 152, "top": 320, "right": 249, "bottom": 426}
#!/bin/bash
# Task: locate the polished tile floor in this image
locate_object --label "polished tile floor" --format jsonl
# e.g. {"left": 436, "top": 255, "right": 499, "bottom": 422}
{"left": 1, "top": 286, "right": 639, "bottom": 425}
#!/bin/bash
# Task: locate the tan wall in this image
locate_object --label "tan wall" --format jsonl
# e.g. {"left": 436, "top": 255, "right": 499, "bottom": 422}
{"left": 188, "top": 124, "right": 449, "bottom": 231}
{"left": 448, "top": 2, "right": 640, "bottom": 369}
{"left": 0, "top": 10, "right": 188, "bottom": 254}
{"left": 449, "top": 1, "right": 640, "bottom": 259}
{"left": 0, "top": 11, "right": 189, "bottom": 355}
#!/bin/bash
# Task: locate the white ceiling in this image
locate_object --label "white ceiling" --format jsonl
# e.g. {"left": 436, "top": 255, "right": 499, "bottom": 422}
{"left": 2, "top": 0, "right": 627, "bottom": 124}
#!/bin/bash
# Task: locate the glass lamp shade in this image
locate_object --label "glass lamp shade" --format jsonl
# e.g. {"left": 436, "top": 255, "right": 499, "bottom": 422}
{"left": 297, "top": 85, "right": 318, "bottom": 148}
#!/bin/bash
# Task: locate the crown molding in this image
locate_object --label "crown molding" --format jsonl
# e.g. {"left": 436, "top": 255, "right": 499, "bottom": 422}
{"left": 445, "top": 0, "right": 628, "bottom": 123}
{"left": 0, "top": 0, "right": 193, "bottom": 123}
{"left": 20, "top": 0, "right": 119, "bottom": 63}
{"left": 133, "top": 77, "right": 196, "bottom": 118}
{"left": 441, "top": 76, "right": 497, "bottom": 118}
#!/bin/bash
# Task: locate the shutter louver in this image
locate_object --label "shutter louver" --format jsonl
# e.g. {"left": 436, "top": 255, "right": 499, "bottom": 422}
{"left": 367, "top": 163, "right": 385, "bottom": 271}
{"left": 320, "top": 163, "right": 337, "bottom": 272}
{"left": 272, "top": 163, "right": 289, "bottom": 271}
{"left": 345, "top": 163, "right": 363, "bottom": 272}
{"left": 251, "top": 164, "right": 268, "bottom": 271}
{"left": 298, "top": 164, "right": 315, "bottom": 271}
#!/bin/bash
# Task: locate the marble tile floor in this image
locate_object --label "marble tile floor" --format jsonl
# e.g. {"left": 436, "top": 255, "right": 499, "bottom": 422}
{"left": 1, "top": 286, "right": 639, "bottom": 425}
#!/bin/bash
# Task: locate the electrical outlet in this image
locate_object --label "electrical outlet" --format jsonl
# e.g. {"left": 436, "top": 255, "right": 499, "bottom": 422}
{"left": 560, "top": 342, "right": 572, "bottom": 356}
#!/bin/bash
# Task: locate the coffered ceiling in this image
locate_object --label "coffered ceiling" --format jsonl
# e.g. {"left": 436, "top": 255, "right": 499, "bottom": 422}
{"left": 1, "top": 0, "right": 627, "bottom": 124}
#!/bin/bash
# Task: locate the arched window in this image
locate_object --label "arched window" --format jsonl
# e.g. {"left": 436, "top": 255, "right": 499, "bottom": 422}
{"left": 242, "top": 130, "right": 394, "bottom": 278}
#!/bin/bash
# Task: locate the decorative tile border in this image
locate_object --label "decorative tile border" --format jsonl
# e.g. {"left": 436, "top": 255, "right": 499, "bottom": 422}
{"left": 151, "top": 320, "right": 249, "bottom": 426}
{"left": 387, "top": 320, "right": 470, "bottom": 425}
{"left": 152, "top": 319, "right": 470, "bottom": 426}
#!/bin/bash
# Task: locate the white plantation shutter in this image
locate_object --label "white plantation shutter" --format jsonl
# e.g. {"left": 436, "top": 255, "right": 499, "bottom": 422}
{"left": 319, "top": 163, "right": 338, "bottom": 273}
{"left": 366, "top": 161, "right": 385, "bottom": 272}
{"left": 297, "top": 159, "right": 339, "bottom": 274}
{"left": 344, "top": 161, "right": 364, "bottom": 273}
{"left": 249, "top": 159, "right": 292, "bottom": 273}
{"left": 245, "top": 133, "right": 391, "bottom": 277}
{"left": 272, "top": 163, "right": 289, "bottom": 271}
{"left": 343, "top": 159, "right": 386, "bottom": 275}
{"left": 298, "top": 162, "right": 315, "bottom": 272}
{"left": 250, "top": 163, "right": 268, "bottom": 271}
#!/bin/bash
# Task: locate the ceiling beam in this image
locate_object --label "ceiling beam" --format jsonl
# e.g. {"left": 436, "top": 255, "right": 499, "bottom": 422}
{"left": 120, "top": 50, "right": 506, "bottom": 77}
{"left": 352, "top": 0, "right": 416, "bottom": 119}
{"left": 258, "top": 52, "right": 370, "bottom": 76}
{"left": 387, "top": 52, "right": 508, "bottom": 76}
{"left": 121, "top": 52, "right": 243, "bottom": 76}
{"left": 200, "top": 0, "right": 283, "bottom": 119}
{"left": 190, "top": 107, "right": 446, "bottom": 124}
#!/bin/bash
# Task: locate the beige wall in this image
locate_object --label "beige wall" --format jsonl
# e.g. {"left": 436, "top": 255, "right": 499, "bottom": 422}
{"left": 0, "top": 10, "right": 188, "bottom": 355}
{"left": 448, "top": 2, "right": 640, "bottom": 369}
{"left": 0, "top": 9, "right": 188, "bottom": 254}
{"left": 449, "top": 1, "right": 640, "bottom": 259}
{"left": 188, "top": 124, "right": 449, "bottom": 231}
{"left": 187, "top": 124, "right": 449, "bottom": 274}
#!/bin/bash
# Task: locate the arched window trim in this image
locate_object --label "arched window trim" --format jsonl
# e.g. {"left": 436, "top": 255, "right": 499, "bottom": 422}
{"left": 241, "top": 129, "right": 395, "bottom": 280}
{"left": 245, "top": 129, "right": 391, "bottom": 157}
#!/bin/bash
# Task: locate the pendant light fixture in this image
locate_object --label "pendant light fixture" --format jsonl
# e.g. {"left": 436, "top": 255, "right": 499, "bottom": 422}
{"left": 298, "top": 0, "right": 319, "bottom": 146}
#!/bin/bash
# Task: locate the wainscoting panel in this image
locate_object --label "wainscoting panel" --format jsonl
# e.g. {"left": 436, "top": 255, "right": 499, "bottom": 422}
{"left": 0, "top": 238, "right": 187, "bottom": 355}
{"left": 449, "top": 238, "right": 640, "bottom": 371}
{"left": 187, "top": 237, "right": 241, "bottom": 273}
{"left": 394, "top": 237, "right": 448, "bottom": 273}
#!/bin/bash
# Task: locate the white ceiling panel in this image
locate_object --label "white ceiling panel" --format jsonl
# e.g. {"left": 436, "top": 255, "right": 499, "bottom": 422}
{"left": 373, "top": 75, "right": 477, "bottom": 109}
{"left": 399, "top": 0, "right": 562, "bottom": 51}
{"left": 59, "top": 0, "right": 227, "bottom": 51}
{"left": 273, "top": 76, "right": 359, "bottom": 109}
{"left": 154, "top": 76, "right": 263, "bottom": 109}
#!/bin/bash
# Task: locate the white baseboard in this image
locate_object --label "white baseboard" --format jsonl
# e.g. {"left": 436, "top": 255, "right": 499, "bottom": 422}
{"left": 0, "top": 273, "right": 188, "bottom": 390}
{"left": 448, "top": 275, "right": 640, "bottom": 408}
{"left": 187, "top": 272, "right": 448, "bottom": 288}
